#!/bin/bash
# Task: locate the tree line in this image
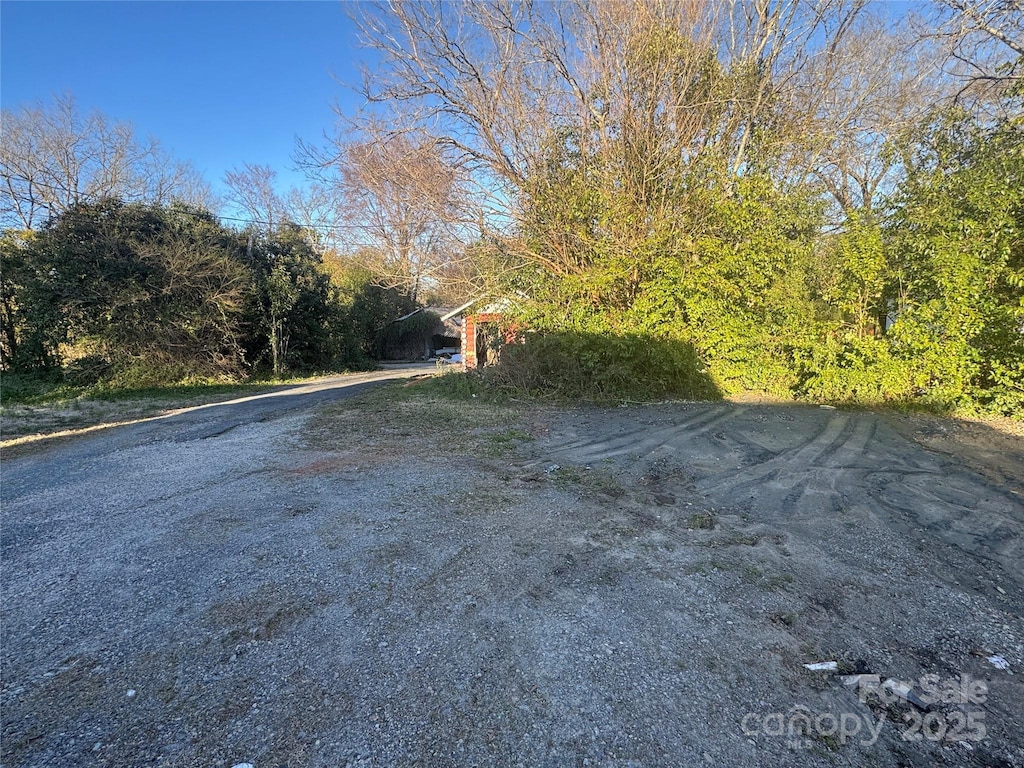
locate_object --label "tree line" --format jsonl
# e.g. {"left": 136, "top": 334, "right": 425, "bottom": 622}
{"left": 2, "top": 1, "right": 1021, "bottom": 413}
{"left": 0, "top": 97, "right": 434, "bottom": 385}
{"left": 342, "top": 0, "right": 1021, "bottom": 414}
{"left": 0, "top": 199, "right": 417, "bottom": 385}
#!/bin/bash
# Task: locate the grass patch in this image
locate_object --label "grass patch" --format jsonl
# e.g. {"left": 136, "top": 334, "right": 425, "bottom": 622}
{"left": 550, "top": 466, "right": 586, "bottom": 484}
{"left": 549, "top": 464, "right": 626, "bottom": 498}
{"left": 0, "top": 367, "right": 373, "bottom": 408}
{"left": 684, "top": 559, "right": 734, "bottom": 575}
{"left": 741, "top": 565, "right": 794, "bottom": 590}
{"left": 481, "top": 428, "right": 535, "bottom": 457}
{"left": 85, "top": 381, "right": 258, "bottom": 403}
{"left": 687, "top": 511, "right": 717, "bottom": 530}
{"left": 304, "top": 379, "right": 533, "bottom": 458}
{"left": 400, "top": 368, "right": 510, "bottom": 402}
{"left": 0, "top": 371, "right": 89, "bottom": 406}
{"left": 1, "top": 370, "right": 289, "bottom": 407}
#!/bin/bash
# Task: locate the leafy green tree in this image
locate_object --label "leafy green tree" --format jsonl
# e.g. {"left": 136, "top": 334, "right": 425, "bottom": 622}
{"left": 884, "top": 107, "right": 1023, "bottom": 414}
{"left": 0, "top": 228, "right": 61, "bottom": 370}
{"left": 346, "top": 281, "right": 417, "bottom": 362}
{"left": 241, "top": 224, "right": 350, "bottom": 376}
{"left": 819, "top": 214, "right": 889, "bottom": 339}
{"left": 13, "top": 200, "right": 250, "bottom": 383}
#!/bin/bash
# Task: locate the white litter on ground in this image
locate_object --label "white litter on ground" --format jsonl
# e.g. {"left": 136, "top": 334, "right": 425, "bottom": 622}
{"left": 987, "top": 654, "right": 1012, "bottom": 672}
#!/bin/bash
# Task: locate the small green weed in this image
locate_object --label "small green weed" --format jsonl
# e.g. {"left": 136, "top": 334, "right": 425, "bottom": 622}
{"left": 687, "top": 511, "right": 716, "bottom": 529}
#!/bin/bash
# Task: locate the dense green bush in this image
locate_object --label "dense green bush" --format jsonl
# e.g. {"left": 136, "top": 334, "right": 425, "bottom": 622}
{"left": 345, "top": 282, "right": 418, "bottom": 362}
{"left": 0, "top": 202, "right": 407, "bottom": 390}
{"left": 240, "top": 224, "right": 353, "bottom": 376}
{"left": 376, "top": 310, "right": 442, "bottom": 360}
{"left": 483, "top": 331, "right": 721, "bottom": 402}
{"left": 882, "top": 109, "right": 1023, "bottom": 415}
{"left": 492, "top": 104, "right": 1022, "bottom": 416}
{"left": 791, "top": 335, "right": 918, "bottom": 405}
{"left": 2, "top": 200, "right": 251, "bottom": 381}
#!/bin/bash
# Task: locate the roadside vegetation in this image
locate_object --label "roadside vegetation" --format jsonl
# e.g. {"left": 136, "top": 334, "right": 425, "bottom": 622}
{"left": 0, "top": 202, "right": 417, "bottom": 407}
{"left": 0, "top": 381, "right": 277, "bottom": 444}
{"left": 0, "top": 370, "right": 256, "bottom": 407}
{"left": 2, "top": 2, "right": 1021, "bottom": 419}
{"left": 345, "top": 2, "right": 1021, "bottom": 417}
{"left": 303, "top": 376, "right": 538, "bottom": 467}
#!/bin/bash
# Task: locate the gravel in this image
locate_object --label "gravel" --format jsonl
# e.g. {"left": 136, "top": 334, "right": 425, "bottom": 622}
{"left": 2, "top": 387, "right": 1022, "bottom": 767}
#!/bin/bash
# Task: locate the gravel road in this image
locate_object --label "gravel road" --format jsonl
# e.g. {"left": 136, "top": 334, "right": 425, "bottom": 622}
{"left": 2, "top": 385, "right": 1022, "bottom": 768}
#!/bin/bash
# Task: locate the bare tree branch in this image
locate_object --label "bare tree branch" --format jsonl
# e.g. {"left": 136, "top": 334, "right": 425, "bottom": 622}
{"left": 0, "top": 94, "right": 211, "bottom": 230}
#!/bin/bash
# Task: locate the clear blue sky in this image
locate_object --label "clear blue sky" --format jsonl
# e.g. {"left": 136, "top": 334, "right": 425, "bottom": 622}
{"left": 2, "top": 0, "right": 923, "bottom": 206}
{"left": 1, "top": 1, "right": 368, "bottom": 198}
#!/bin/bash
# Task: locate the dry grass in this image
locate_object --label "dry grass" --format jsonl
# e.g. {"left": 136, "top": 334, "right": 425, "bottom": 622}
{"left": 302, "top": 381, "right": 540, "bottom": 459}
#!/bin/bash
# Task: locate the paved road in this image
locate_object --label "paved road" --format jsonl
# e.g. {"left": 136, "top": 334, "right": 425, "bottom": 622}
{"left": 3, "top": 364, "right": 433, "bottom": 479}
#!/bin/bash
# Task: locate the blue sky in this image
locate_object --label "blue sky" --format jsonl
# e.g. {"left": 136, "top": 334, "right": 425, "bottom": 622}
{"left": 2, "top": 0, "right": 924, "bottom": 207}
{"left": 1, "top": 1, "right": 369, "bottom": 197}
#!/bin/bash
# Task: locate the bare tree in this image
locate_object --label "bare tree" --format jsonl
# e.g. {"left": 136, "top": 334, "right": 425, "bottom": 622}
{"left": 137, "top": 152, "right": 218, "bottom": 213}
{"left": 925, "top": 0, "right": 1024, "bottom": 92}
{"left": 349, "top": 0, "right": 553, "bottom": 226}
{"left": 349, "top": 1, "right": 870, "bottom": 219}
{"left": 0, "top": 93, "right": 211, "bottom": 230}
{"left": 787, "top": 0, "right": 1019, "bottom": 217}
{"left": 781, "top": 12, "right": 954, "bottom": 216}
{"left": 285, "top": 183, "right": 338, "bottom": 252}
{"left": 222, "top": 163, "right": 286, "bottom": 232}
{"left": 323, "top": 132, "right": 468, "bottom": 301}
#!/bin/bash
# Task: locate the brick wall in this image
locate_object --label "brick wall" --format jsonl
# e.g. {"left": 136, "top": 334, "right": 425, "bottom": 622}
{"left": 461, "top": 312, "right": 508, "bottom": 369}
{"left": 462, "top": 315, "right": 478, "bottom": 368}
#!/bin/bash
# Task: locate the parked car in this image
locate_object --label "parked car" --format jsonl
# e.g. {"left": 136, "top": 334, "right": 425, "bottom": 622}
{"left": 433, "top": 350, "right": 462, "bottom": 364}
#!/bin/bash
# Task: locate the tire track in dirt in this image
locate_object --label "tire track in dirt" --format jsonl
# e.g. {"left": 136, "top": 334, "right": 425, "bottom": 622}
{"left": 541, "top": 405, "right": 739, "bottom": 464}
{"left": 533, "top": 405, "right": 1024, "bottom": 586}
{"left": 866, "top": 468, "right": 1024, "bottom": 579}
{"left": 698, "top": 413, "right": 851, "bottom": 498}
{"left": 638, "top": 407, "right": 747, "bottom": 465}
{"left": 824, "top": 416, "right": 877, "bottom": 468}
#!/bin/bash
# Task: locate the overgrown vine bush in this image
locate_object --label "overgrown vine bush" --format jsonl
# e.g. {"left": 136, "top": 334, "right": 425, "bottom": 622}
{"left": 490, "top": 107, "right": 1022, "bottom": 416}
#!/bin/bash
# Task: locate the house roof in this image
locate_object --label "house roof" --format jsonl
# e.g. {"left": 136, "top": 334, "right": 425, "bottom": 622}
{"left": 391, "top": 307, "right": 461, "bottom": 337}
{"left": 439, "top": 299, "right": 481, "bottom": 322}
{"left": 440, "top": 296, "right": 513, "bottom": 322}
{"left": 393, "top": 306, "right": 456, "bottom": 323}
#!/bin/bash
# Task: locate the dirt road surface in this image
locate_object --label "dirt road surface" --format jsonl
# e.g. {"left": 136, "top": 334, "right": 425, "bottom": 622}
{"left": 2, "top": 386, "right": 1022, "bottom": 767}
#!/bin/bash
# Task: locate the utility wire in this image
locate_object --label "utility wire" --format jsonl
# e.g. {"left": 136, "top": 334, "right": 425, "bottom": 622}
{"left": 1, "top": 178, "right": 367, "bottom": 233}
